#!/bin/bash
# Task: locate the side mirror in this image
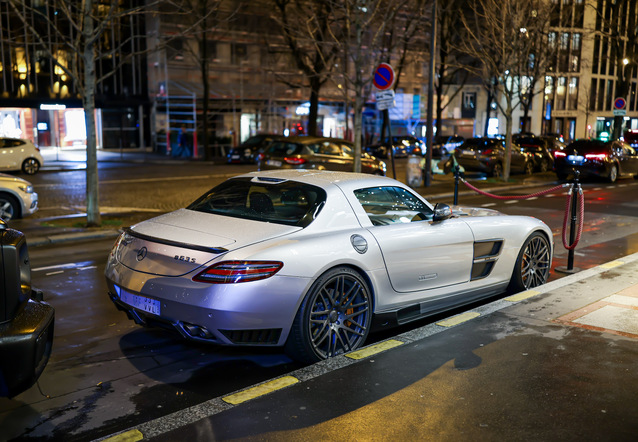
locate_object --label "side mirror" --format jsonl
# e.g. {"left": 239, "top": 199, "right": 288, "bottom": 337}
{"left": 433, "top": 203, "right": 452, "bottom": 222}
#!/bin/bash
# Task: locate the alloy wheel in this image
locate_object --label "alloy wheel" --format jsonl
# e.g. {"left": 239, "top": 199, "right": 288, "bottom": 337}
{"left": 306, "top": 271, "right": 371, "bottom": 360}
{"left": 520, "top": 234, "right": 551, "bottom": 289}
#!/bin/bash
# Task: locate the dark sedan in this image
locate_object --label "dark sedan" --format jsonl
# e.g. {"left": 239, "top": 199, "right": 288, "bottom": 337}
{"left": 447, "top": 137, "right": 534, "bottom": 177}
{"left": 514, "top": 136, "right": 554, "bottom": 172}
{"left": 258, "top": 136, "right": 387, "bottom": 175}
{"left": 554, "top": 139, "right": 638, "bottom": 182}
{"left": 227, "top": 134, "right": 285, "bottom": 164}
{"left": 365, "top": 136, "right": 424, "bottom": 159}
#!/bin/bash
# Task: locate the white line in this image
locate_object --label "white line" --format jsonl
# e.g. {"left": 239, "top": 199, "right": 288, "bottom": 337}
{"left": 32, "top": 262, "right": 93, "bottom": 272}
{"left": 45, "top": 271, "right": 64, "bottom": 276}
{"left": 481, "top": 203, "right": 497, "bottom": 207}
{"left": 505, "top": 200, "right": 518, "bottom": 204}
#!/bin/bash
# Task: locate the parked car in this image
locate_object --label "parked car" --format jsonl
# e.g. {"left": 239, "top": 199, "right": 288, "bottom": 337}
{"left": 0, "top": 218, "right": 54, "bottom": 397}
{"left": 0, "top": 138, "right": 44, "bottom": 175}
{"left": 105, "top": 170, "right": 552, "bottom": 363}
{"left": 0, "top": 173, "right": 39, "bottom": 221}
{"left": 447, "top": 137, "right": 534, "bottom": 177}
{"left": 553, "top": 139, "right": 638, "bottom": 182}
{"left": 432, "top": 135, "right": 465, "bottom": 158}
{"left": 227, "top": 134, "right": 286, "bottom": 164}
{"left": 258, "top": 136, "right": 386, "bottom": 175}
{"left": 365, "top": 136, "right": 424, "bottom": 158}
{"left": 513, "top": 136, "right": 555, "bottom": 172}
{"left": 538, "top": 135, "right": 567, "bottom": 156}
{"left": 623, "top": 130, "right": 638, "bottom": 148}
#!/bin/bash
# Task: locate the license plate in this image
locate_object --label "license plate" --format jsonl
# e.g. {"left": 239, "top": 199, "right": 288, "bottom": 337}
{"left": 459, "top": 150, "right": 474, "bottom": 156}
{"left": 120, "top": 288, "right": 161, "bottom": 315}
{"left": 567, "top": 155, "right": 584, "bottom": 165}
{"left": 266, "top": 160, "right": 282, "bottom": 167}
{"left": 231, "top": 155, "right": 240, "bottom": 159}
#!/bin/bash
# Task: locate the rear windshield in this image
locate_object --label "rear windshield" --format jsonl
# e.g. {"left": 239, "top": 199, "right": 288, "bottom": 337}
{"left": 187, "top": 177, "right": 327, "bottom": 227}
{"left": 566, "top": 140, "right": 610, "bottom": 153}
{"left": 266, "top": 141, "right": 306, "bottom": 156}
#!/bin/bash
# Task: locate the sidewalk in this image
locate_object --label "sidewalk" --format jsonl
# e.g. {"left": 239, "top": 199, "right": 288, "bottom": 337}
{"left": 99, "top": 252, "right": 638, "bottom": 441}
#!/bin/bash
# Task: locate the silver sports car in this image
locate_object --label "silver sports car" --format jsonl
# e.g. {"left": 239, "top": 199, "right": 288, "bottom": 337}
{"left": 105, "top": 170, "right": 552, "bottom": 363}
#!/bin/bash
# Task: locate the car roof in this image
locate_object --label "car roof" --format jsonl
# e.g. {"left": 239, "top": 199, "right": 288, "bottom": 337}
{"left": 237, "top": 169, "right": 398, "bottom": 188}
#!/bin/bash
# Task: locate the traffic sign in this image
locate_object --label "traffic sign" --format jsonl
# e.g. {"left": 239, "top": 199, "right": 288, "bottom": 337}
{"left": 373, "top": 63, "right": 395, "bottom": 91}
{"left": 613, "top": 109, "right": 627, "bottom": 116}
{"left": 614, "top": 97, "right": 627, "bottom": 110}
{"left": 375, "top": 89, "right": 395, "bottom": 110}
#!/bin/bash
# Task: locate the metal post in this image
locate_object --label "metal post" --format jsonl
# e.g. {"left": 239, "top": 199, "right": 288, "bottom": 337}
{"left": 556, "top": 170, "right": 581, "bottom": 274}
{"left": 385, "top": 109, "right": 396, "bottom": 179}
{"left": 454, "top": 165, "right": 460, "bottom": 205}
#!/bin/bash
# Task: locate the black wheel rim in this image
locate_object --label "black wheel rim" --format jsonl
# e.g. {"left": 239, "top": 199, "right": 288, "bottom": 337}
{"left": 308, "top": 273, "right": 370, "bottom": 359}
{"left": 521, "top": 236, "right": 550, "bottom": 289}
{"left": 24, "top": 159, "right": 38, "bottom": 174}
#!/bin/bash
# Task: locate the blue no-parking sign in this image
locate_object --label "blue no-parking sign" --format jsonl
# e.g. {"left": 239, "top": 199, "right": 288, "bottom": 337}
{"left": 373, "top": 63, "right": 395, "bottom": 91}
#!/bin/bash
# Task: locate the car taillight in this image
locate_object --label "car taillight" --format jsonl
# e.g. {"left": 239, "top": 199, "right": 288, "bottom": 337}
{"left": 554, "top": 151, "right": 566, "bottom": 158}
{"left": 585, "top": 153, "right": 607, "bottom": 160}
{"left": 481, "top": 149, "right": 493, "bottom": 155}
{"left": 193, "top": 261, "right": 283, "bottom": 284}
{"left": 284, "top": 157, "right": 307, "bottom": 165}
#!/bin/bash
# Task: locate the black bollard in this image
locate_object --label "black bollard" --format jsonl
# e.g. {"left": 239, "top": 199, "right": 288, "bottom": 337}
{"left": 556, "top": 170, "right": 582, "bottom": 274}
{"left": 454, "top": 165, "right": 460, "bottom": 205}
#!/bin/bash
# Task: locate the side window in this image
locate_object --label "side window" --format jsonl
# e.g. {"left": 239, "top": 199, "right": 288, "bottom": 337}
{"left": 354, "top": 186, "right": 433, "bottom": 226}
{"left": 340, "top": 143, "right": 354, "bottom": 158}
{"left": 318, "top": 142, "right": 341, "bottom": 156}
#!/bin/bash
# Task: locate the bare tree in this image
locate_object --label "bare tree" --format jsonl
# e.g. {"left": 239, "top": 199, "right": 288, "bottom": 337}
{"left": 157, "top": 0, "right": 231, "bottom": 159}
{"left": 457, "top": 0, "right": 554, "bottom": 181}
{"left": 6, "top": 0, "right": 152, "bottom": 226}
{"left": 268, "top": 0, "right": 341, "bottom": 137}
{"left": 328, "top": 0, "right": 412, "bottom": 172}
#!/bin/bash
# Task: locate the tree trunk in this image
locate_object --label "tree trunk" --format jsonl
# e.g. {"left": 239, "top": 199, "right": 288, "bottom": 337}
{"left": 83, "top": 0, "right": 101, "bottom": 227}
{"left": 308, "top": 77, "right": 321, "bottom": 137}
{"left": 503, "top": 113, "right": 513, "bottom": 182}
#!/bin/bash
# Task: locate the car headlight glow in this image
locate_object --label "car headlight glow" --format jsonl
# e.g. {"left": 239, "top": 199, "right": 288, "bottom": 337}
{"left": 18, "top": 185, "right": 34, "bottom": 194}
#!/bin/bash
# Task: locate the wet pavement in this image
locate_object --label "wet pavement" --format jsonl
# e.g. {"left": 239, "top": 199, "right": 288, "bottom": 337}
{"left": 98, "top": 254, "right": 638, "bottom": 442}
{"left": 7, "top": 147, "right": 638, "bottom": 441}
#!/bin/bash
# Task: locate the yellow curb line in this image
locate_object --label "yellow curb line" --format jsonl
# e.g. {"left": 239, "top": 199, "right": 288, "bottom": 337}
{"left": 436, "top": 311, "right": 480, "bottom": 327}
{"left": 505, "top": 290, "right": 541, "bottom": 302}
{"left": 599, "top": 260, "right": 625, "bottom": 269}
{"left": 222, "top": 376, "right": 299, "bottom": 405}
{"left": 346, "top": 339, "right": 404, "bottom": 360}
{"left": 101, "top": 429, "right": 144, "bottom": 442}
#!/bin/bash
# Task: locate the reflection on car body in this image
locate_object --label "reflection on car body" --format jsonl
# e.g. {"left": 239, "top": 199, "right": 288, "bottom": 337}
{"left": 106, "top": 170, "right": 552, "bottom": 363}
{"left": 446, "top": 137, "right": 534, "bottom": 177}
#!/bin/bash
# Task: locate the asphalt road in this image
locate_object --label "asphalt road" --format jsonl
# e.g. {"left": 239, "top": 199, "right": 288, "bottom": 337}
{"left": 1, "top": 161, "right": 638, "bottom": 441}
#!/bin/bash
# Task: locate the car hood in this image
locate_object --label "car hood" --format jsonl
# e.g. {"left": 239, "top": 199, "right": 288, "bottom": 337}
{"left": 118, "top": 208, "right": 301, "bottom": 276}
{"left": 0, "top": 173, "right": 31, "bottom": 186}
{"left": 451, "top": 205, "right": 502, "bottom": 217}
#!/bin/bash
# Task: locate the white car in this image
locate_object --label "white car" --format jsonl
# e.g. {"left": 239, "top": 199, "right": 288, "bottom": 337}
{"left": 0, "top": 173, "right": 39, "bottom": 221}
{"left": 0, "top": 138, "right": 44, "bottom": 175}
{"left": 105, "top": 170, "right": 552, "bottom": 363}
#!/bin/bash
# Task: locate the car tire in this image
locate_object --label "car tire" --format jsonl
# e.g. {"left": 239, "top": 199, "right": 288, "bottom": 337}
{"left": 507, "top": 231, "right": 551, "bottom": 294}
{"left": 0, "top": 193, "right": 20, "bottom": 221}
{"left": 608, "top": 164, "right": 618, "bottom": 183}
{"left": 285, "top": 266, "right": 372, "bottom": 363}
{"left": 21, "top": 158, "right": 40, "bottom": 175}
{"left": 491, "top": 162, "right": 503, "bottom": 179}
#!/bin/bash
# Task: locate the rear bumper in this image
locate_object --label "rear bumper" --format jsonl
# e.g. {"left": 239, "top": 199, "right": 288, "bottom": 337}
{"left": 0, "top": 298, "right": 54, "bottom": 398}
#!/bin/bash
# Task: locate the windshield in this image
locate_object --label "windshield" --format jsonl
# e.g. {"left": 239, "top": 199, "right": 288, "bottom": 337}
{"left": 187, "top": 177, "right": 327, "bottom": 227}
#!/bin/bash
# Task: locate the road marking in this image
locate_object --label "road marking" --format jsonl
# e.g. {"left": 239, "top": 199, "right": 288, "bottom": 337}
{"left": 436, "top": 312, "right": 480, "bottom": 327}
{"left": 45, "top": 271, "right": 64, "bottom": 276}
{"left": 346, "top": 339, "right": 404, "bottom": 360}
{"left": 222, "top": 376, "right": 299, "bottom": 405}
{"left": 35, "top": 173, "right": 238, "bottom": 189}
{"left": 526, "top": 197, "right": 538, "bottom": 201}
{"left": 505, "top": 290, "right": 541, "bottom": 302}
{"left": 505, "top": 200, "right": 518, "bottom": 204}
{"left": 481, "top": 203, "right": 497, "bottom": 207}
{"left": 599, "top": 260, "right": 625, "bottom": 269}
{"left": 32, "top": 262, "right": 94, "bottom": 272}
{"left": 101, "top": 429, "right": 143, "bottom": 442}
